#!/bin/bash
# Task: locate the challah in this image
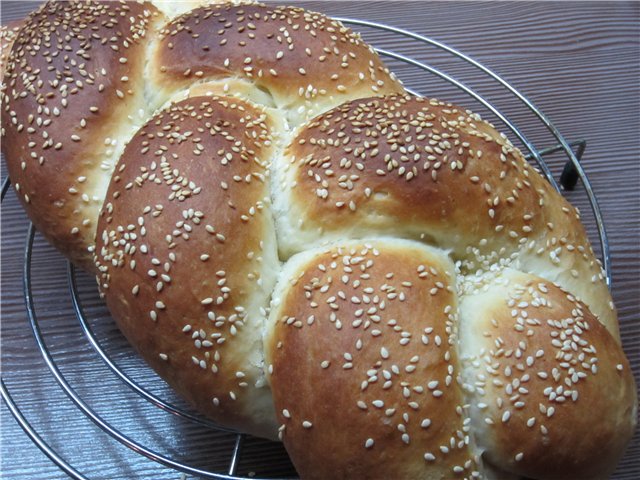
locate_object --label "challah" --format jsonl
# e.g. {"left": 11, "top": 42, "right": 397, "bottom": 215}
{"left": 1, "top": 1, "right": 636, "bottom": 479}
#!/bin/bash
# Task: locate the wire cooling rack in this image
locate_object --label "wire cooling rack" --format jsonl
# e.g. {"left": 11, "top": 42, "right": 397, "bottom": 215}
{"left": 0, "top": 10, "right": 612, "bottom": 480}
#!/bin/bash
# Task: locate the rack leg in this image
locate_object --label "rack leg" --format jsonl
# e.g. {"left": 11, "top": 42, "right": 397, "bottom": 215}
{"left": 228, "top": 434, "right": 244, "bottom": 476}
{"left": 524, "top": 139, "right": 586, "bottom": 191}
{"left": 559, "top": 140, "right": 586, "bottom": 190}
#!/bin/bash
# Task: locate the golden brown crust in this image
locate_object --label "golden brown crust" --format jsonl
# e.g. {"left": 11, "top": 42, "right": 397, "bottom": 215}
{"left": 2, "top": 1, "right": 162, "bottom": 269}
{"left": 149, "top": 2, "right": 404, "bottom": 125}
{"left": 266, "top": 240, "right": 480, "bottom": 479}
{"left": 95, "top": 95, "right": 282, "bottom": 438}
{"left": 274, "top": 94, "right": 616, "bottom": 338}
{"left": 459, "top": 269, "right": 637, "bottom": 480}
{"left": 282, "top": 95, "right": 538, "bottom": 250}
{"left": 2, "top": 2, "right": 635, "bottom": 476}
{"left": 267, "top": 241, "right": 637, "bottom": 479}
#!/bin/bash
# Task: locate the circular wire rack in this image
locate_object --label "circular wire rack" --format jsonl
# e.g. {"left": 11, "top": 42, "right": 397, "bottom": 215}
{"left": 1, "top": 12, "right": 611, "bottom": 480}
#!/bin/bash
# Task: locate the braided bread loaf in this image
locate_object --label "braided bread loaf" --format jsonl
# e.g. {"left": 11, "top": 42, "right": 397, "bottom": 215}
{"left": 2, "top": 1, "right": 636, "bottom": 478}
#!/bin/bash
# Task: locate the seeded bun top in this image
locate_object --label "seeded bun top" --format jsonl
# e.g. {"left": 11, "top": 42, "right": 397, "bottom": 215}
{"left": 271, "top": 94, "right": 617, "bottom": 340}
{"left": 265, "top": 240, "right": 636, "bottom": 480}
{"left": 148, "top": 2, "right": 404, "bottom": 126}
{"left": 459, "top": 268, "right": 636, "bottom": 480}
{"left": 265, "top": 240, "right": 481, "bottom": 479}
{"left": 95, "top": 94, "right": 283, "bottom": 438}
{"left": 2, "top": 0, "right": 162, "bottom": 268}
{"left": 2, "top": 0, "right": 403, "bottom": 269}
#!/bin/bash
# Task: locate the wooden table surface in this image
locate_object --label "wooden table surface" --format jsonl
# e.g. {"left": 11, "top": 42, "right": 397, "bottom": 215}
{"left": 1, "top": 1, "right": 638, "bottom": 479}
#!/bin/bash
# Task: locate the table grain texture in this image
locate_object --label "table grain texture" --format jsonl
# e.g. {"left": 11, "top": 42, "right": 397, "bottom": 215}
{"left": 1, "top": 1, "right": 638, "bottom": 479}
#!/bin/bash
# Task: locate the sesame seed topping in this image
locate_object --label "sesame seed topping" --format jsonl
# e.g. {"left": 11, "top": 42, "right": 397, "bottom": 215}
{"left": 7, "top": 6, "right": 620, "bottom": 472}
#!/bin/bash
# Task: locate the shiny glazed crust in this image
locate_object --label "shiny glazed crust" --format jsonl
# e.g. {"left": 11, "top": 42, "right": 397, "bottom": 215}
{"left": 266, "top": 240, "right": 637, "bottom": 479}
{"left": 148, "top": 2, "right": 404, "bottom": 125}
{"left": 95, "top": 95, "right": 283, "bottom": 438}
{"left": 272, "top": 94, "right": 617, "bottom": 339}
{"left": 459, "top": 268, "right": 636, "bottom": 479}
{"left": 265, "top": 240, "right": 481, "bottom": 479}
{"left": 2, "top": 1, "right": 163, "bottom": 269}
{"left": 1, "top": 1, "right": 636, "bottom": 477}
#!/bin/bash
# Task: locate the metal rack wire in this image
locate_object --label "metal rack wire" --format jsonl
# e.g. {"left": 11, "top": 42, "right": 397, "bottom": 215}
{"left": 0, "top": 17, "right": 609, "bottom": 480}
